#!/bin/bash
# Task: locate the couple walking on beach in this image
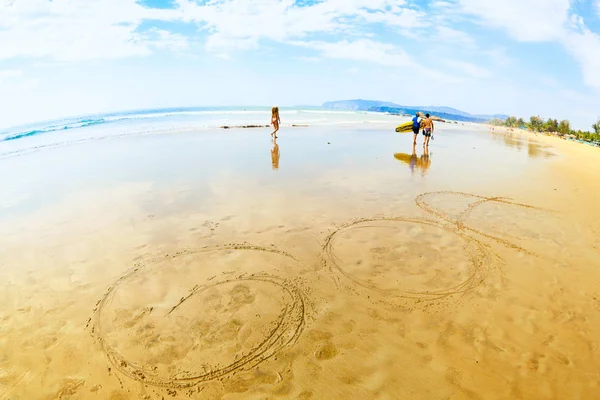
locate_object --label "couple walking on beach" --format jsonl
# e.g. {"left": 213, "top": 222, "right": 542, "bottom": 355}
{"left": 412, "top": 113, "right": 434, "bottom": 147}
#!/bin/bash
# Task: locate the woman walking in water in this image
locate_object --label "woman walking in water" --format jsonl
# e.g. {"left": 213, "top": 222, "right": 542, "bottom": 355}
{"left": 271, "top": 107, "right": 281, "bottom": 138}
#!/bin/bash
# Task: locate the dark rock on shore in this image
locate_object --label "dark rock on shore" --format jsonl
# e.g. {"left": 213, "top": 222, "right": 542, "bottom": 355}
{"left": 220, "top": 125, "right": 270, "bottom": 129}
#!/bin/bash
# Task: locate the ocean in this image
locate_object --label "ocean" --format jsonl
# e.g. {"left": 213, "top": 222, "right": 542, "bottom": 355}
{"left": 0, "top": 107, "right": 401, "bottom": 159}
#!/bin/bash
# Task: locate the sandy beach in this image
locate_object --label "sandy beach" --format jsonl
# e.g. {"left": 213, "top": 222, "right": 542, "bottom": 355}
{"left": 1, "top": 115, "right": 600, "bottom": 399}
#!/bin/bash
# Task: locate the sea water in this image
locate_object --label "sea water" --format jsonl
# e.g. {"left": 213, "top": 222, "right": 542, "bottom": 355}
{"left": 0, "top": 107, "right": 399, "bottom": 159}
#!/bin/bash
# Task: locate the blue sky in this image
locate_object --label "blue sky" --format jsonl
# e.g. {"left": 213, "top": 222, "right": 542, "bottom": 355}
{"left": 0, "top": 0, "right": 599, "bottom": 129}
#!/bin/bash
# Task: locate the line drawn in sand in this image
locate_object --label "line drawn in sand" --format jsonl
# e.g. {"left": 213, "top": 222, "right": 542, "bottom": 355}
{"left": 322, "top": 217, "right": 500, "bottom": 301}
{"left": 90, "top": 244, "right": 307, "bottom": 389}
{"left": 415, "top": 191, "right": 552, "bottom": 255}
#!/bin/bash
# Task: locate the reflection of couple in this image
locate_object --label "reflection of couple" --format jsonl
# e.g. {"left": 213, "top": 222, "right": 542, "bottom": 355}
{"left": 271, "top": 137, "right": 280, "bottom": 170}
{"left": 394, "top": 143, "right": 431, "bottom": 175}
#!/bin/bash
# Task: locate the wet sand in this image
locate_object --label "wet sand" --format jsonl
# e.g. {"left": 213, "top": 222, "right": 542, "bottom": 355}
{"left": 1, "top": 123, "right": 600, "bottom": 399}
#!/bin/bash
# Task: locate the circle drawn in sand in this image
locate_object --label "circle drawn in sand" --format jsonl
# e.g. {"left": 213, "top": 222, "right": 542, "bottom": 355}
{"left": 323, "top": 218, "right": 495, "bottom": 300}
{"left": 415, "top": 191, "right": 556, "bottom": 255}
{"left": 92, "top": 245, "right": 306, "bottom": 388}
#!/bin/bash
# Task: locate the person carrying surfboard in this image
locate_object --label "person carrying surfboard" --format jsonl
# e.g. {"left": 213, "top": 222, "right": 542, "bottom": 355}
{"left": 411, "top": 113, "right": 421, "bottom": 145}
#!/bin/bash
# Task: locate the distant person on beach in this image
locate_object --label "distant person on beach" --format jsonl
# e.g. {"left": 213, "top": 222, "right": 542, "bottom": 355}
{"left": 411, "top": 113, "right": 421, "bottom": 145}
{"left": 422, "top": 113, "right": 434, "bottom": 147}
{"left": 271, "top": 107, "right": 281, "bottom": 138}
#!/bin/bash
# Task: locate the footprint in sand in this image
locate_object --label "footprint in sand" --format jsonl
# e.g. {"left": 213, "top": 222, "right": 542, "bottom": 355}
{"left": 315, "top": 341, "right": 339, "bottom": 361}
{"left": 55, "top": 378, "right": 85, "bottom": 399}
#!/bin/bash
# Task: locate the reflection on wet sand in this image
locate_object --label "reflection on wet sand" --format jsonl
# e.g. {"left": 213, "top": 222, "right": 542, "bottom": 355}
{"left": 489, "top": 130, "right": 555, "bottom": 158}
{"left": 271, "top": 138, "right": 280, "bottom": 170}
{"left": 394, "top": 144, "right": 432, "bottom": 175}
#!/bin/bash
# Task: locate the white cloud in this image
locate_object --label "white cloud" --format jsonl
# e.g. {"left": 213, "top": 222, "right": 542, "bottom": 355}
{"left": 294, "top": 56, "right": 321, "bottom": 63}
{"left": 0, "top": 69, "right": 25, "bottom": 89}
{"left": 290, "top": 39, "right": 463, "bottom": 82}
{"left": 0, "top": 0, "right": 182, "bottom": 61}
{"left": 146, "top": 29, "right": 190, "bottom": 53}
{"left": 457, "top": 0, "right": 571, "bottom": 41}
{"left": 0, "top": 70, "right": 38, "bottom": 91}
{"left": 434, "top": 25, "right": 476, "bottom": 47}
{"left": 482, "top": 48, "right": 512, "bottom": 67}
{"left": 294, "top": 39, "right": 417, "bottom": 68}
{"left": 357, "top": 6, "right": 428, "bottom": 29}
{"left": 538, "top": 76, "right": 559, "bottom": 88}
{"left": 0, "top": 69, "right": 23, "bottom": 78}
{"left": 374, "top": 5, "right": 475, "bottom": 48}
{"left": 562, "top": 28, "right": 600, "bottom": 91}
{"left": 0, "top": 0, "right": 432, "bottom": 61}
{"left": 430, "top": 1, "right": 453, "bottom": 7}
{"left": 176, "top": 0, "right": 411, "bottom": 53}
{"left": 454, "top": 0, "right": 600, "bottom": 93}
{"left": 441, "top": 59, "right": 491, "bottom": 79}
{"left": 215, "top": 53, "right": 233, "bottom": 60}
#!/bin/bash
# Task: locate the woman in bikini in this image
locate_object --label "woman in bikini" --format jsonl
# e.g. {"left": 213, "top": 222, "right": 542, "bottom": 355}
{"left": 271, "top": 107, "right": 281, "bottom": 138}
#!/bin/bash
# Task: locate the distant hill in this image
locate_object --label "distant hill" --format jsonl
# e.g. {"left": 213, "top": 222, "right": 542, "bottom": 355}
{"left": 415, "top": 106, "right": 470, "bottom": 117}
{"left": 371, "top": 107, "right": 490, "bottom": 123}
{"left": 321, "top": 99, "right": 508, "bottom": 122}
{"left": 474, "top": 114, "right": 511, "bottom": 120}
{"left": 321, "top": 99, "right": 399, "bottom": 111}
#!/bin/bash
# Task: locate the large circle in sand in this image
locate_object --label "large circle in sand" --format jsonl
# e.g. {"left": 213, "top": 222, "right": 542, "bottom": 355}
{"left": 415, "top": 191, "right": 573, "bottom": 255}
{"left": 93, "top": 245, "right": 306, "bottom": 388}
{"left": 324, "top": 218, "right": 492, "bottom": 300}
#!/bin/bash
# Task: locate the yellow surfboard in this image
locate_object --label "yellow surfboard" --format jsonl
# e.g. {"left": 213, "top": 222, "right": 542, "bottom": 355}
{"left": 394, "top": 152, "right": 413, "bottom": 164}
{"left": 395, "top": 121, "right": 414, "bottom": 133}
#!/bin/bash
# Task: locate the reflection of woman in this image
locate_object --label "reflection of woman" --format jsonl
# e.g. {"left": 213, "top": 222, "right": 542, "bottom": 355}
{"left": 271, "top": 138, "right": 280, "bottom": 170}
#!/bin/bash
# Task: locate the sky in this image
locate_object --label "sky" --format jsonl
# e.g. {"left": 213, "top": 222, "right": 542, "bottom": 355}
{"left": 0, "top": 0, "right": 599, "bottom": 129}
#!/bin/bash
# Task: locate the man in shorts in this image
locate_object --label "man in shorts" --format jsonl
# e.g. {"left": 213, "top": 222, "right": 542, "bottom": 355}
{"left": 422, "top": 113, "right": 434, "bottom": 147}
{"left": 411, "top": 112, "right": 421, "bottom": 145}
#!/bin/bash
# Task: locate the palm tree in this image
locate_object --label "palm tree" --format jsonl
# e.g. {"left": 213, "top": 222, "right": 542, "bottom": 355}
{"left": 529, "top": 116, "right": 544, "bottom": 132}
{"left": 558, "top": 120, "right": 570, "bottom": 135}
{"left": 592, "top": 119, "right": 600, "bottom": 135}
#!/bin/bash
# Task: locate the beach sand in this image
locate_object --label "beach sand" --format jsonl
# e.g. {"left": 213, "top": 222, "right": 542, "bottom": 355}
{"left": 1, "top": 122, "right": 600, "bottom": 399}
